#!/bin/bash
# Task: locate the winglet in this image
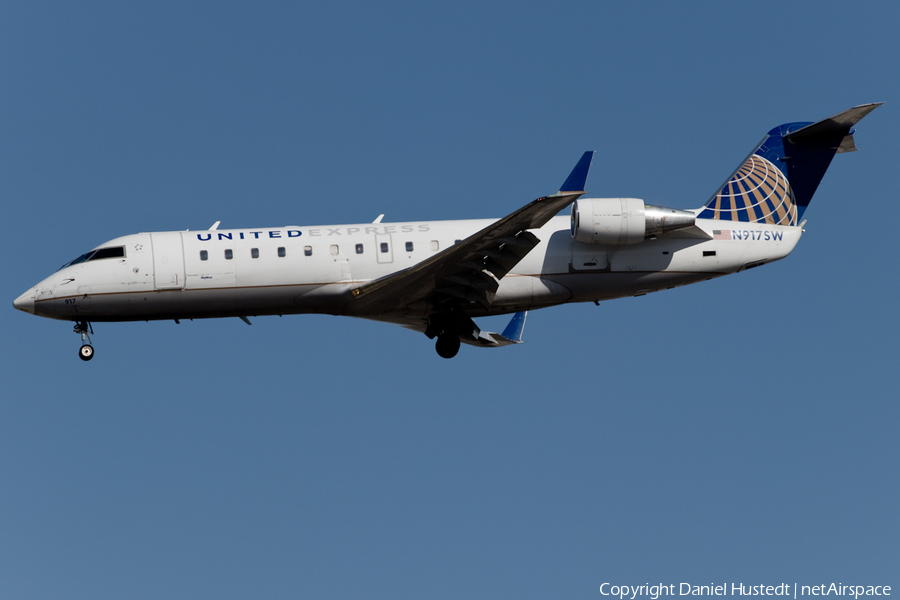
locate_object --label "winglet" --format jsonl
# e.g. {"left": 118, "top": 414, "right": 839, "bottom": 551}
{"left": 559, "top": 151, "right": 594, "bottom": 193}
{"left": 500, "top": 311, "right": 527, "bottom": 343}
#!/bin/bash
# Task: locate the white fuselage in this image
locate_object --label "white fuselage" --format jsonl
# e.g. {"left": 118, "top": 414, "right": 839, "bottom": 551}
{"left": 19, "top": 215, "right": 802, "bottom": 323}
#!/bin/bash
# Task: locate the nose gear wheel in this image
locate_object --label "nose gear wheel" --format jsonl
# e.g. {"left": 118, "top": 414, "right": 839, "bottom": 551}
{"left": 74, "top": 321, "right": 94, "bottom": 361}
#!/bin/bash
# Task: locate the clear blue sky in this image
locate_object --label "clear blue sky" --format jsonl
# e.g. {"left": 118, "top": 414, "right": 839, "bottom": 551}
{"left": 2, "top": 2, "right": 897, "bottom": 598}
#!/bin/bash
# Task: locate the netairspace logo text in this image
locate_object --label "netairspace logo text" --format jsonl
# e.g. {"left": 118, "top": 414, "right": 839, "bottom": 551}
{"left": 599, "top": 584, "right": 892, "bottom": 600}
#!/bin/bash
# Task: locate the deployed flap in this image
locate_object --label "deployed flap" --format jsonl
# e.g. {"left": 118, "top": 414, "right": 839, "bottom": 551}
{"left": 348, "top": 152, "right": 594, "bottom": 315}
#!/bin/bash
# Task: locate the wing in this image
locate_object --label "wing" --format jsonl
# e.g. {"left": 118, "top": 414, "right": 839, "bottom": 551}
{"left": 347, "top": 151, "right": 594, "bottom": 316}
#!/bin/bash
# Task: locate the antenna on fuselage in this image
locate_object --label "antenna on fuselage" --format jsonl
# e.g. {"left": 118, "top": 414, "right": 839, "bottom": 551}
{"left": 209, "top": 221, "right": 221, "bottom": 230}
{"left": 372, "top": 214, "right": 384, "bottom": 223}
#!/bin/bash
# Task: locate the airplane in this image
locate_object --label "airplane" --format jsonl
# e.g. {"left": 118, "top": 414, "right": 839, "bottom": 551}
{"left": 13, "top": 104, "right": 880, "bottom": 361}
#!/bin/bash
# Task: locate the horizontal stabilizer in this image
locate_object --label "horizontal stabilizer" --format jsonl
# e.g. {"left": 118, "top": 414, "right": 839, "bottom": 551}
{"left": 787, "top": 103, "right": 882, "bottom": 155}
{"left": 785, "top": 103, "right": 882, "bottom": 145}
{"left": 837, "top": 135, "right": 858, "bottom": 153}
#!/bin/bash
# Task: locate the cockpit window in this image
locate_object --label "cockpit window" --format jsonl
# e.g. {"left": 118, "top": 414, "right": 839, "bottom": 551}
{"left": 58, "top": 246, "right": 125, "bottom": 270}
{"left": 89, "top": 246, "right": 126, "bottom": 261}
{"left": 59, "top": 252, "right": 92, "bottom": 270}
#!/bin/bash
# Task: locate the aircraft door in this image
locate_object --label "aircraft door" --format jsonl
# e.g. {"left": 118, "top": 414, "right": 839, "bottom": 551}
{"left": 330, "top": 244, "right": 351, "bottom": 282}
{"left": 151, "top": 232, "right": 185, "bottom": 290}
{"left": 375, "top": 233, "right": 393, "bottom": 264}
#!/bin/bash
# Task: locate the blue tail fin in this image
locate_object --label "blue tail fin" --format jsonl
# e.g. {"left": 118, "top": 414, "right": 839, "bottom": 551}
{"left": 697, "top": 104, "right": 881, "bottom": 225}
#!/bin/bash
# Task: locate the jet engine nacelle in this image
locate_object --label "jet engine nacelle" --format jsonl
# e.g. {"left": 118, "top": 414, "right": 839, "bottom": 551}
{"left": 571, "top": 198, "right": 696, "bottom": 245}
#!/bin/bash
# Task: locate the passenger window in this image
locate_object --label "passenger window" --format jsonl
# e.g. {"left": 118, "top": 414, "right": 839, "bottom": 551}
{"left": 304, "top": 246, "right": 312, "bottom": 256}
{"left": 225, "top": 249, "right": 233, "bottom": 260}
{"left": 330, "top": 245, "right": 339, "bottom": 255}
{"left": 278, "top": 247, "right": 286, "bottom": 257}
{"left": 380, "top": 242, "right": 389, "bottom": 253}
{"left": 251, "top": 248, "right": 259, "bottom": 259}
{"left": 355, "top": 243, "right": 364, "bottom": 254}
{"left": 430, "top": 240, "right": 439, "bottom": 251}
{"left": 200, "top": 250, "right": 208, "bottom": 261}
{"left": 405, "top": 242, "right": 413, "bottom": 252}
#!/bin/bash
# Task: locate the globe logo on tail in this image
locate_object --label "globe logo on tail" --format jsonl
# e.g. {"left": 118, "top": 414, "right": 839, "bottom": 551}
{"left": 700, "top": 154, "right": 797, "bottom": 226}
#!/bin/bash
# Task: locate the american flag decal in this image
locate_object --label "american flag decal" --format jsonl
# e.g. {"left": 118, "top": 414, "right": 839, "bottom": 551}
{"left": 713, "top": 230, "right": 732, "bottom": 240}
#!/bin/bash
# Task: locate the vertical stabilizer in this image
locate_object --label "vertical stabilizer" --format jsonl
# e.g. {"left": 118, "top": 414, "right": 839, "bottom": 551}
{"left": 696, "top": 103, "right": 881, "bottom": 225}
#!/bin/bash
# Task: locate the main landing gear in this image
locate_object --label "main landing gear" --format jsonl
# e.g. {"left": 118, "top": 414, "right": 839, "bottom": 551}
{"left": 74, "top": 321, "right": 94, "bottom": 361}
{"left": 425, "top": 312, "right": 463, "bottom": 359}
{"left": 435, "top": 334, "right": 461, "bottom": 359}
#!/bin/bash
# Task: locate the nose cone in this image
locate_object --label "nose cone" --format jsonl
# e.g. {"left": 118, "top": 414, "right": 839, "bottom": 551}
{"left": 13, "top": 287, "right": 35, "bottom": 315}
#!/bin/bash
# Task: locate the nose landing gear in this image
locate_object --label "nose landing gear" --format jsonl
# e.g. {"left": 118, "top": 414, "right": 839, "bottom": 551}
{"left": 74, "top": 321, "right": 94, "bottom": 361}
